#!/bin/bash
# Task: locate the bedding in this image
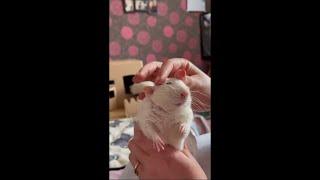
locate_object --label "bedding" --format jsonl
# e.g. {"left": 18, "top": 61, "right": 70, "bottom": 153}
{"left": 109, "top": 118, "right": 134, "bottom": 170}
{"left": 109, "top": 114, "right": 211, "bottom": 180}
{"left": 109, "top": 114, "right": 210, "bottom": 169}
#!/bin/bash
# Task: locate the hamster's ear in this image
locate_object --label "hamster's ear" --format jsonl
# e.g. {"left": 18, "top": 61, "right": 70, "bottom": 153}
{"left": 174, "top": 69, "right": 187, "bottom": 80}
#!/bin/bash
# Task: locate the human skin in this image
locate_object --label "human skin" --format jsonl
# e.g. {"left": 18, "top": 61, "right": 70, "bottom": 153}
{"left": 128, "top": 125, "right": 208, "bottom": 179}
{"left": 128, "top": 58, "right": 211, "bottom": 179}
{"left": 133, "top": 58, "right": 211, "bottom": 111}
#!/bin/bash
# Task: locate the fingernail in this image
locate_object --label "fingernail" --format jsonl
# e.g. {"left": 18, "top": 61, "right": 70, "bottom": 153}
{"left": 154, "top": 77, "right": 160, "bottom": 84}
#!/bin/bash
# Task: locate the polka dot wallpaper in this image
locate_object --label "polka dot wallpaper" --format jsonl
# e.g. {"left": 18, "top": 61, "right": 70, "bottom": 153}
{"left": 109, "top": 0, "right": 209, "bottom": 71}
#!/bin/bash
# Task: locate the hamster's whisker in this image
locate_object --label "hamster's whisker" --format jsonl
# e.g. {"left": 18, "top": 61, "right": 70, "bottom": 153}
{"left": 192, "top": 102, "right": 209, "bottom": 112}
{"left": 191, "top": 103, "right": 204, "bottom": 112}
{"left": 191, "top": 98, "right": 210, "bottom": 112}
{"left": 191, "top": 93, "right": 210, "bottom": 104}
{"left": 191, "top": 92, "right": 210, "bottom": 103}
{"left": 192, "top": 103, "right": 210, "bottom": 111}
{"left": 191, "top": 100, "right": 206, "bottom": 109}
{"left": 190, "top": 90, "right": 209, "bottom": 95}
{"left": 194, "top": 100, "right": 210, "bottom": 107}
{"left": 191, "top": 96, "right": 210, "bottom": 108}
{"left": 191, "top": 98, "right": 203, "bottom": 107}
{"left": 190, "top": 90, "right": 210, "bottom": 99}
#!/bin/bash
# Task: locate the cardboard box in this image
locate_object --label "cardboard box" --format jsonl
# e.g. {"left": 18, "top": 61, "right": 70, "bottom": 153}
{"left": 109, "top": 108, "right": 126, "bottom": 120}
{"left": 124, "top": 97, "right": 142, "bottom": 117}
{"left": 109, "top": 59, "right": 143, "bottom": 110}
{"left": 109, "top": 85, "right": 117, "bottom": 111}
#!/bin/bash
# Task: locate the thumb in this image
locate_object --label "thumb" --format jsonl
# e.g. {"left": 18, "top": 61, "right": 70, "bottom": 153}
{"left": 183, "top": 76, "right": 197, "bottom": 90}
{"left": 182, "top": 144, "right": 196, "bottom": 160}
{"left": 174, "top": 69, "right": 197, "bottom": 90}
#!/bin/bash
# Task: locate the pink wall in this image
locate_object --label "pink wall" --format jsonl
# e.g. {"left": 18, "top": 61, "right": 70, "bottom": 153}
{"left": 109, "top": 0, "right": 209, "bottom": 71}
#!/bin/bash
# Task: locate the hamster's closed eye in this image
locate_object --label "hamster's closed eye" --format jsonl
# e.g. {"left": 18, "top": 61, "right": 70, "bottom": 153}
{"left": 166, "top": 82, "right": 172, "bottom": 84}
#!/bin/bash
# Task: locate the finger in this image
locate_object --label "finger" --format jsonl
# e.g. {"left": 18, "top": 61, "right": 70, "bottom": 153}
{"left": 133, "top": 61, "right": 162, "bottom": 83}
{"left": 128, "top": 139, "right": 149, "bottom": 164}
{"left": 174, "top": 69, "right": 186, "bottom": 80}
{"left": 182, "top": 76, "right": 197, "bottom": 90}
{"left": 155, "top": 58, "right": 190, "bottom": 84}
{"left": 181, "top": 144, "right": 197, "bottom": 160}
{"left": 182, "top": 143, "right": 191, "bottom": 155}
{"left": 129, "top": 153, "right": 144, "bottom": 177}
{"left": 174, "top": 69, "right": 198, "bottom": 90}
{"left": 135, "top": 160, "right": 143, "bottom": 177}
{"left": 129, "top": 152, "right": 140, "bottom": 167}
{"left": 144, "top": 67, "right": 161, "bottom": 82}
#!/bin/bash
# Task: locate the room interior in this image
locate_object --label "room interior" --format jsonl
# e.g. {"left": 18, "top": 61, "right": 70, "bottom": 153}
{"left": 109, "top": 0, "right": 211, "bottom": 178}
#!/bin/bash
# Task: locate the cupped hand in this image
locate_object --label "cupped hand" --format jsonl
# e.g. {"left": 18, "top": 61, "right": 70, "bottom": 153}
{"left": 128, "top": 125, "right": 207, "bottom": 179}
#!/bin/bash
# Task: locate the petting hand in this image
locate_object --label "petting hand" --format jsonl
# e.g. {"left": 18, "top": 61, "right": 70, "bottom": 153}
{"left": 133, "top": 58, "right": 211, "bottom": 112}
{"left": 128, "top": 125, "right": 207, "bottom": 179}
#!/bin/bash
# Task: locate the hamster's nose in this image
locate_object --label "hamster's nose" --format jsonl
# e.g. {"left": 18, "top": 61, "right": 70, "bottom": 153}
{"left": 180, "top": 92, "right": 188, "bottom": 99}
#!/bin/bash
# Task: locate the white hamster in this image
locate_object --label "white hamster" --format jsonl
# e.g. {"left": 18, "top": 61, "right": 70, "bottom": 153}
{"left": 133, "top": 78, "right": 194, "bottom": 151}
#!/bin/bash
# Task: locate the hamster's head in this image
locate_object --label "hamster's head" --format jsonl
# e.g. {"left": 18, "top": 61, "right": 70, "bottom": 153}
{"left": 150, "top": 78, "right": 191, "bottom": 111}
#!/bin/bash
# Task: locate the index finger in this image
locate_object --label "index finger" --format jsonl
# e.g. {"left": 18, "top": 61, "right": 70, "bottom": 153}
{"left": 133, "top": 61, "right": 163, "bottom": 83}
{"left": 155, "top": 58, "right": 197, "bottom": 84}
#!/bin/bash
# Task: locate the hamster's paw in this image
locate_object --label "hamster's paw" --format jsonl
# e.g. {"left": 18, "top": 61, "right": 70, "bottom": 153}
{"left": 179, "top": 124, "right": 188, "bottom": 136}
{"left": 152, "top": 135, "right": 165, "bottom": 152}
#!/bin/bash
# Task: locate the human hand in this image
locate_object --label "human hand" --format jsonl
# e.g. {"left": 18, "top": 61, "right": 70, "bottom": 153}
{"left": 133, "top": 58, "right": 210, "bottom": 112}
{"left": 128, "top": 125, "right": 207, "bottom": 179}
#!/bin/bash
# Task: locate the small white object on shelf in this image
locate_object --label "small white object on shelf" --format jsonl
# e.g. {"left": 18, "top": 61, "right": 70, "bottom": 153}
{"left": 187, "top": 0, "right": 206, "bottom": 12}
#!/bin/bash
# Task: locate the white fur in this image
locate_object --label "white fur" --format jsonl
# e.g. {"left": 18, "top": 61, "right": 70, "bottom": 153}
{"left": 130, "top": 81, "right": 155, "bottom": 95}
{"left": 133, "top": 78, "right": 194, "bottom": 150}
